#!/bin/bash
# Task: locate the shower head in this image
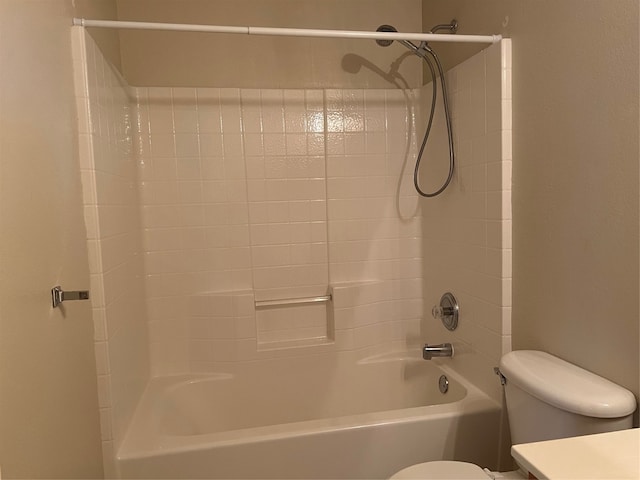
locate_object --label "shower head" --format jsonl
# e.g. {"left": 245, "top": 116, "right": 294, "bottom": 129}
{"left": 375, "top": 24, "right": 423, "bottom": 56}
{"left": 375, "top": 25, "right": 397, "bottom": 47}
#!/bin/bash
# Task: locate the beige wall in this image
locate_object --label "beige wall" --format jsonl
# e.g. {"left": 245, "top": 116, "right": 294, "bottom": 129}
{"left": 75, "top": 0, "right": 121, "bottom": 70}
{"left": 423, "top": 0, "right": 640, "bottom": 399}
{"left": 0, "top": 0, "right": 117, "bottom": 477}
{"left": 116, "top": 0, "right": 423, "bottom": 89}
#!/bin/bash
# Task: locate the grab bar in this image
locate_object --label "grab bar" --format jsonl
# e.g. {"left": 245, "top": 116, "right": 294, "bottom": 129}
{"left": 254, "top": 295, "right": 332, "bottom": 308}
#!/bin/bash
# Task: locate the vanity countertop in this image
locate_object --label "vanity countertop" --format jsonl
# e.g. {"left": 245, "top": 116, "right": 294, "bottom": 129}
{"left": 511, "top": 428, "right": 639, "bottom": 479}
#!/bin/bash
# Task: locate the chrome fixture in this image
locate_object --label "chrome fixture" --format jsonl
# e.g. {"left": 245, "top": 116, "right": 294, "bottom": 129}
{"left": 51, "top": 286, "right": 90, "bottom": 308}
{"left": 494, "top": 367, "right": 507, "bottom": 385}
{"left": 438, "top": 374, "right": 449, "bottom": 394}
{"left": 375, "top": 20, "right": 457, "bottom": 197}
{"left": 432, "top": 292, "right": 459, "bottom": 331}
{"left": 423, "top": 342, "right": 454, "bottom": 360}
{"left": 375, "top": 24, "right": 397, "bottom": 47}
{"left": 429, "top": 20, "right": 458, "bottom": 34}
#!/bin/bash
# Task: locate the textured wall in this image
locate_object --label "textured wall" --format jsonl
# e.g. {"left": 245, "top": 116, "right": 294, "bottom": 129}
{"left": 423, "top": 0, "right": 640, "bottom": 399}
{"left": 0, "top": 1, "right": 106, "bottom": 477}
{"left": 115, "top": 0, "right": 423, "bottom": 89}
{"left": 75, "top": 0, "right": 122, "bottom": 70}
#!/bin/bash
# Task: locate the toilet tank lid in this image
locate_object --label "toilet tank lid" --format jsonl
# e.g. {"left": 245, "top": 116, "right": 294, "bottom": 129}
{"left": 499, "top": 350, "right": 637, "bottom": 418}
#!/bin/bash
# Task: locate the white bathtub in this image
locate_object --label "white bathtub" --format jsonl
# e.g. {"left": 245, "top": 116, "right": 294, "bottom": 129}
{"left": 117, "top": 351, "right": 501, "bottom": 479}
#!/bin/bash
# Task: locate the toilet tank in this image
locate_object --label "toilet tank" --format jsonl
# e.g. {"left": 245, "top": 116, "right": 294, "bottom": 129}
{"left": 499, "top": 351, "right": 637, "bottom": 445}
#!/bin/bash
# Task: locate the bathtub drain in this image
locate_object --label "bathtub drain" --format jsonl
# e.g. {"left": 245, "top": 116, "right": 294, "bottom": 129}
{"left": 438, "top": 375, "right": 449, "bottom": 394}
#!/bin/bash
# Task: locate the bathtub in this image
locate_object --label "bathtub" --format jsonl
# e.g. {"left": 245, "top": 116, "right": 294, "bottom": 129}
{"left": 117, "top": 351, "right": 501, "bottom": 479}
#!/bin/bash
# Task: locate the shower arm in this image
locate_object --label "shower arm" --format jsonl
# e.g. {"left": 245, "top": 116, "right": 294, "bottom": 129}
{"left": 429, "top": 20, "right": 459, "bottom": 35}
{"left": 397, "top": 20, "right": 460, "bottom": 58}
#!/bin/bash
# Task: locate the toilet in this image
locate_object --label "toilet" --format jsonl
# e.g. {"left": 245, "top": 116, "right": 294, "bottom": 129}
{"left": 391, "top": 350, "right": 637, "bottom": 479}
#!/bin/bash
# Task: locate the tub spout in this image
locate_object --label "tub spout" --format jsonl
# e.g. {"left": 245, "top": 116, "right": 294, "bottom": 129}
{"left": 423, "top": 343, "right": 453, "bottom": 360}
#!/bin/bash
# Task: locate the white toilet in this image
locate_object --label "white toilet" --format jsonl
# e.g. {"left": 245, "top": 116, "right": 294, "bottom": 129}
{"left": 391, "top": 350, "right": 637, "bottom": 479}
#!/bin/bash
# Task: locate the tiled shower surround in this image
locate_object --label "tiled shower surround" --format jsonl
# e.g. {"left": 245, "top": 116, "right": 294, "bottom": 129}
{"left": 137, "top": 86, "right": 424, "bottom": 371}
{"left": 73, "top": 27, "right": 511, "bottom": 474}
{"left": 72, "top": 30, "right": 148, "bottom": 476}
{"left": 421, "top": 41, "right": 513, "bottom": 400}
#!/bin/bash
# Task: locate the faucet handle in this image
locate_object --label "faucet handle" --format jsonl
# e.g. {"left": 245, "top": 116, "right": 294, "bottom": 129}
{"left": 432, "top": 292, "right": 459, "bottom": 331}
{"left": 432, "top": 305, "right": 454, "bottom": 319}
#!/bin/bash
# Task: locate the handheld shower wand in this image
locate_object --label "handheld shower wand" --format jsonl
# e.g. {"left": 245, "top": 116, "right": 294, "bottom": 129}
{"left": 375, "top": 22, "right": 457, "bottom": 198}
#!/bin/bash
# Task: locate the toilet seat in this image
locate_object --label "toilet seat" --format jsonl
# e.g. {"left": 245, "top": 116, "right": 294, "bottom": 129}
{"left": 390, "top": 461, "right": 492, "bottom": 479}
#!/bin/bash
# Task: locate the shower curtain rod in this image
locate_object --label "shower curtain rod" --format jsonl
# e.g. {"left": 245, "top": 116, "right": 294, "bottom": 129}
{"left": 72, "top": 18, "right": 502, "bottom": 44}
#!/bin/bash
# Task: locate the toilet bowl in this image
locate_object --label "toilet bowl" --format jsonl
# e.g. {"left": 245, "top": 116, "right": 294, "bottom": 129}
{"left": 389, "top": 350, "right": 637, "bottom": 479}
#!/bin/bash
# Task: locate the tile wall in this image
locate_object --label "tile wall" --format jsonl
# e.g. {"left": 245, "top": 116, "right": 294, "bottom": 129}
{"left": 133, "top": 85, "right": 424, "bottom": 374}
{"left": 71, "top": 28, "right": 150, "bottom": 477}
{"left": 421, "top": 40, "right": 512, "bottom": 400}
